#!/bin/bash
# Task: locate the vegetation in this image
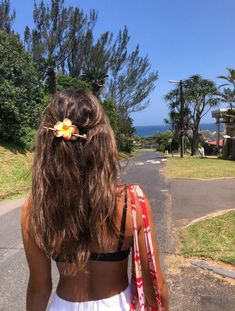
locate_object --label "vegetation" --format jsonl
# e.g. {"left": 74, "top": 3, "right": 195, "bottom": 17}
{"left": 24, "top": 0, "right": 97, "bottom": 95}
{"left": 167, "top": 156, "right": 235, "bottom": 179}
{"left": 154, "top": 131, "right": 177, "bottom": 153}
{"left": 0, "top": 0, "right": 15, "bottom": 32}
{"left": 165, "top": 75, "right": 219, "bottom": 156}
{"left": 56, "top": 73, "right": 92, "bottom": 92}
{"left": 180, "top": 211, "right": 235, "bottom": 265}
{"left": 0, "top": 144, "right": 32, "bottom": 200}
{"left": 0, "top": 30, "right": 44, "bottom": 150}
{"left": 0, "top": 0, "right": 158, "bottom": 154}
{"left": 102, "top": 99, "right": 119, "bottom": 133}
{"left": 217, "top": 68, "right": 235, "bottom": 109}
{"left": 81, "top": 67, "right": 108, "bottom": 97}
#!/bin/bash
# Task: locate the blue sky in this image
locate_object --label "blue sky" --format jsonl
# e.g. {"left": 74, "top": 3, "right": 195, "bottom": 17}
{"left": 11, "top": 0, "right": 235, "bottom": 126}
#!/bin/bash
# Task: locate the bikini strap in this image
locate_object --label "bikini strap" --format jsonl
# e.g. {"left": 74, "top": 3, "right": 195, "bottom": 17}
{"left": 117, "top": 184, "right": 128, "bottom": 251}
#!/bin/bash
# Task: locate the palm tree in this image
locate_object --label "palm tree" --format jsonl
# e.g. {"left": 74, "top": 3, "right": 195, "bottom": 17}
{"left": 164, "top": 89, "right": 191, "bottom": 151}
{"left": 81, "top": 67, "right": 108, "bottom": 97}
{"left": 165, "top": 75, "right": 219, "bottom": 155}
{"left": 217, "top": 68, "right": 235, "bottom": 109}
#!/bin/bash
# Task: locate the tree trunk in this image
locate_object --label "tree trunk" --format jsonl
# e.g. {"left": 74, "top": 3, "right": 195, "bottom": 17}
{"left": 191, "top": 129, "right": 198, "bottom": 156}
{"left": 47, "top": 67, "right": 57, "bottom": 95}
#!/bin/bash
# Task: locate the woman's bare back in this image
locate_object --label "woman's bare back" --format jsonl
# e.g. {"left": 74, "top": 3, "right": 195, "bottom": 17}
{"left": 55, "top": 184, "right": 134, "bottom": 302}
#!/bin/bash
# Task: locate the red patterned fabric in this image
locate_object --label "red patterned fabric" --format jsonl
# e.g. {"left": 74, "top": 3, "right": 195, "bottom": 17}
{"left": 128, "top": 184, "right": 163, "bottom": 311}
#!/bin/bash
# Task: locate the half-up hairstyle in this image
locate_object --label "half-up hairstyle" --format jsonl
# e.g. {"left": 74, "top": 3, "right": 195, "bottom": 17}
{"left": 29, "top": 89, "right": 121, "bottom": 269}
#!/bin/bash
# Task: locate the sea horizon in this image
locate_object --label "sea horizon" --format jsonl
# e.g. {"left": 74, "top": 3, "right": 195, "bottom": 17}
{"left": 134, "top": 122, "right": 222, "bottom": 137}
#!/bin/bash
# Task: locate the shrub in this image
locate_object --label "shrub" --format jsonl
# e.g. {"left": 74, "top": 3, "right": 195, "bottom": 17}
{"left": 0, "top": 31, "right": 44, "bottom": 150}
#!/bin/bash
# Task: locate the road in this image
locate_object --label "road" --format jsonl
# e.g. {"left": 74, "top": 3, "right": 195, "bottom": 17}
{"left": 0, "top": 150, "right": 235, "bottom": 310}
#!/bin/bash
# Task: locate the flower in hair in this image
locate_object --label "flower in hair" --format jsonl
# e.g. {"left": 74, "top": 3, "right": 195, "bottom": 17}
{"left": 44, "top": 118, "right": 87, "bottom": 141}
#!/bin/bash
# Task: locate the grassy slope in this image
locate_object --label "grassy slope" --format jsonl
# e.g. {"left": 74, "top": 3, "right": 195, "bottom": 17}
{"left": 180, "top": 211, "right": 235, "bottom": 265}
{"left": 0, "top": 145, "right": 33, "bottom": 200}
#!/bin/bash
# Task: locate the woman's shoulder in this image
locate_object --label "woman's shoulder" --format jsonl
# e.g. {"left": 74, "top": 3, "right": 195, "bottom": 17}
{"left": 116, "top": 183, "right": 142, "bottom": 190}
{"left": 116, "top": 183, "right": 147, "bottom": 202}
{"left": 21, "top": 198, "right": 30, "bottom": 230}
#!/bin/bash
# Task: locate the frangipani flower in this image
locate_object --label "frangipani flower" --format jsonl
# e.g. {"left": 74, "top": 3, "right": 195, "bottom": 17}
{"left": 44, "top": 118, "right": 87, "bottom": 140}
{"left": 54, "top": 118, "right": 79, "bottom": 140}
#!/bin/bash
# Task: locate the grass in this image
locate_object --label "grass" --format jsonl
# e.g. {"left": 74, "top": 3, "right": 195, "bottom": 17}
{"left": 180, "top": 211, "right": 235, "bottom": 265}
{"left": 167, "top": 155, "right": 235, "bottom": 179}
{"left": 119, "top": 148, "right": 140, "bottom": 158}
{"left": 0, "top": 144, "right": 33, "bottom": 201}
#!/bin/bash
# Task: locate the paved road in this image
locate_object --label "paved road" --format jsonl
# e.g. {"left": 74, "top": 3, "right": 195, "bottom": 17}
{"left": 121, "top": 151, "right": 235, "bottom": 311}
{"left": 170, "top": 179, "right": 235, "bottom": 228}
{"left": 0, "top": 150, "right": 235, "bottom": 310}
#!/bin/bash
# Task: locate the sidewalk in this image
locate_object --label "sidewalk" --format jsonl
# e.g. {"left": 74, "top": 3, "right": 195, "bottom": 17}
{"left": 0, "top": 197, "right": 26, "bottom": 217}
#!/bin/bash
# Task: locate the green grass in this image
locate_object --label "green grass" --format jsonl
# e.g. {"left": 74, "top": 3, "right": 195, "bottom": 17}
{"left": 0, "top": 144, "right": 32, "bottom": 200}
{"left": 180, "top": 211, "right": 235, "bottom": 265}
{"left": 119, "top": 148, "right": 140, "bottom": 158}
{"left": 167, "top": 156, "right": 235, "bottom": 179}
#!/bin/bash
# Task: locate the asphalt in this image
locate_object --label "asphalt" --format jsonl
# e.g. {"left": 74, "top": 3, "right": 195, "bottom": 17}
{"left": 122, "top": 150, "right": 235, "bottom": 311}
{"left": 170, "top": 178, "right": 235, "bottom": 229}
{"left": 0, "top": 149, "right": 235, "bottom": 310}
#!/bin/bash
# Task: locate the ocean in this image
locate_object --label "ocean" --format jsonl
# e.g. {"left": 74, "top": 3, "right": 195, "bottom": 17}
{"left": 134, "top": 123, "right": 220, "bottom": 137}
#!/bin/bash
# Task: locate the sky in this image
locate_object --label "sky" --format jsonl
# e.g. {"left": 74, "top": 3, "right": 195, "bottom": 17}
{"left": 10, "top": 0, "right": 235, "bottom": 126}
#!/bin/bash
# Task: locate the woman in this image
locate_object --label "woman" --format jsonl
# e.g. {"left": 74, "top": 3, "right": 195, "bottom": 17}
{"left": 21, "top": 89, "right": 169, "bottom": 310}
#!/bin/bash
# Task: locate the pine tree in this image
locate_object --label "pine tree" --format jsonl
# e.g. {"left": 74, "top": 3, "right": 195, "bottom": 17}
{"left": 0, "top": 0, "right": 15, "bottom": 33}
{"left": 24, "top": 0, "right": 97, "bottom": 94}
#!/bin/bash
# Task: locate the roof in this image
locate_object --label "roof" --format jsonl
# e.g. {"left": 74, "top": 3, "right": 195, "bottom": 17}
{"left": 211, "top": 108, "right": 235, "bottom": 118}
{"left": 199, "top": 130, "right": 213, "bottom": 139}
{"left": 206, "top": 139, "right": 224, "bottom": 147}
{"left": 211, "top": 108, "right": 230, "bottom": 118}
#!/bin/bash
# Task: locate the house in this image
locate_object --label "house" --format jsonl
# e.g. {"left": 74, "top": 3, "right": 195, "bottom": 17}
{"left": 199, "top": 130, "right": 213, "bottom": 141}
{"left": 212, "top": 108, "right": 235, "bottom": 160}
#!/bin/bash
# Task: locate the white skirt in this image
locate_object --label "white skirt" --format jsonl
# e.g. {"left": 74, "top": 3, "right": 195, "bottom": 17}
{"left": 48, "top": 285, "right": 132, "bottom": 311}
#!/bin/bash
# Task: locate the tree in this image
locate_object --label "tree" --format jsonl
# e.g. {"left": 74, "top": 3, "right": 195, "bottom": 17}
{"left": 154, "top": 131, "right": 173, "bottom": 153}
{"left": 68, "top": 30, "right": 112, "bottom": 79}
{"left": 24, "top": 1, "right": 158, "bottom": 153}
{"left": 24, "top": 0, "right": 97, "bottom": 94}
{"left": 102, "top": 99, "right": 119, "bottom": 134}
{"left": 116, "top": 113, "right": 135, "bottom": 153}
{"left": 56, "top": 73, "right": 91, "bottom": 92}
{"left": 0, "top": 31, "right": 44, "bottom": 149}
{"left": 104, "top": 27, "right": 158, "bottom": 114}
{"left": 217, "top": 68, "right": 235, "bottom": 109}
{"left": 81, "top": 67, "right": 108, "bottom": 97}
{"left": 184, "top": 75, "right": 219, "bottom": 155}
{"left": 0, "top": 0, "right": 15, "bottom": 32}
{"left": 68, "top": 25, "right": 158, "bottom": 115}
{"left": 164, "top": 88, "right": 191, "bottom": 150}
{"left": 165, "top": 75, "right": 219, "bottom": 156}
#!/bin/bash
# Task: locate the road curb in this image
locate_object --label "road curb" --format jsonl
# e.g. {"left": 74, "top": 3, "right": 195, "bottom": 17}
{"left": 0, "top": 197, "right": 26, "bottom": 217}
{"left": 191, "top": 260, "right": 235, "bottom": 280}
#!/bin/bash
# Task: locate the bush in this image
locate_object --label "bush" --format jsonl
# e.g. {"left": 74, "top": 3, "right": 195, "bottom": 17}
{"left": 0, "top": 31, "right": 44, "bottom": 150}
{"left": 102, "top": 99, "right": 119, "bottom": 133}
{"left": 56, "top": 74, "right": 92, "bottom": 92}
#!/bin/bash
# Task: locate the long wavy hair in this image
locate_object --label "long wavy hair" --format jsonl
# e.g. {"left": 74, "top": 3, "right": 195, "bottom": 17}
{"left": 28, "top": 89, "right": 122, "bottom": 269}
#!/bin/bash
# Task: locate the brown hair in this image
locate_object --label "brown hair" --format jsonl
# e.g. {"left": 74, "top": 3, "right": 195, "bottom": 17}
{"left": 29, "top": 89, "right": 121, "bottom": 269}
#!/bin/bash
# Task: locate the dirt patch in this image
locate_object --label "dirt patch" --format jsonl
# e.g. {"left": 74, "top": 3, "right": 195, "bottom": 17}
{"left": 166, "top": 264, "right": 235, "bottom": 311}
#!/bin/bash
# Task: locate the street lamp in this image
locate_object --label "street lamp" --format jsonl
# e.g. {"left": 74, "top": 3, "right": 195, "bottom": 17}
{"left": 168, "top": 79, "right": 184, "bottom": 158}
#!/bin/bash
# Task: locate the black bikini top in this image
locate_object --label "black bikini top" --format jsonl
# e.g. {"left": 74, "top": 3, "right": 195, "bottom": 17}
{"left": 53, "top": 185, "right": 130, "bottom": 263}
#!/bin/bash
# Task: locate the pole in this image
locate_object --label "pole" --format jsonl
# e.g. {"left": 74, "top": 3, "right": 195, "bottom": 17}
{"left": 216, "top": 117, "right": 220, "bottom": 153}
{"left": 179, "top": 80, "right": 184, "bottom": 158}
